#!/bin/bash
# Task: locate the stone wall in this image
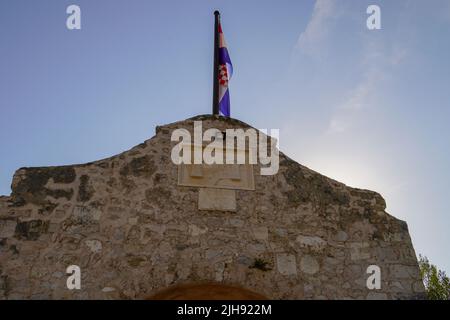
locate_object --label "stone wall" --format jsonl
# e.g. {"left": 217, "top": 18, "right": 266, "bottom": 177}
{"left": 0, "top": 115, "right": 425, "bottom": 299}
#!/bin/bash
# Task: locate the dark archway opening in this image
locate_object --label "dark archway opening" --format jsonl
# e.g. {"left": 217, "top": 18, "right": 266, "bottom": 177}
{"left": 147, "top": 283, "right": 269, "bottom": 300}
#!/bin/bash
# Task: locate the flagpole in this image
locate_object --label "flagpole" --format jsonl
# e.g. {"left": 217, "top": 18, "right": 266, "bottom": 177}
{"left": 212, "top": 10, "right": 220, "bottom": 115}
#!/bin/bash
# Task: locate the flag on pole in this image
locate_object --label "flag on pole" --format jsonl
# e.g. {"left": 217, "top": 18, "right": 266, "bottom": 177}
{"left": 218, "top": 21, "right": 233, "bottom": 117}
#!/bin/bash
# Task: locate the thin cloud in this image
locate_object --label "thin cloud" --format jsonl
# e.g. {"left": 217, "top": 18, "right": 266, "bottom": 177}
{"left": 327, "top": 68, "right": 378, "bottom": 133}
{"left": 327, "top": 40, "right": 407, "bottom": 134}
{"left": 295, "top": 0, "right": 336, "bottom": 56}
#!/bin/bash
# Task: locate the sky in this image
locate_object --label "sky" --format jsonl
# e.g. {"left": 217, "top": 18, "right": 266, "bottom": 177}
{"left": 0, "top": 0, "right": 449, "bottom": 273}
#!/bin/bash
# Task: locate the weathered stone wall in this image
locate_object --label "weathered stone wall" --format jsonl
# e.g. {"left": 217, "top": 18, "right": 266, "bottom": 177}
{"left": 0, "top": 115, "right": 425, "bottom": 299}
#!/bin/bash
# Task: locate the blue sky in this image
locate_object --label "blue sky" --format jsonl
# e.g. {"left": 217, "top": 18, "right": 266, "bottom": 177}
{"left": 0, "top": 0, "right": 449, "bottom": 272}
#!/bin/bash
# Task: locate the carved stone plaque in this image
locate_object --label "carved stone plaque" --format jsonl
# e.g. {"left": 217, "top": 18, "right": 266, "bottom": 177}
{"left": 178, "top": 163, "right": 255, "bottom": 190}
{"left": 176, "top": 142, "right": 255, "bottom": 191}
{"left": 177, "top": 144, "right": 255, "bottom": 211}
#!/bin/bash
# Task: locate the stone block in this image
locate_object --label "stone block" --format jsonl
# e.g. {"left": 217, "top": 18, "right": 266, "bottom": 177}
{"left": 300, "top": 255, "right": 320, "bottom": 275}
{"left": 188, "top": 224, "right": 208, "bottom": 236}
{"left": 0, "top": 219, "right": 17, "bottom": 238}
{"left": 276, "top": 254, "right": 297, "bottom": 276}
{"left": 296, "top": 235, "right": 326, "bottom": 251}
{"left": 366, "top": 292, "right": 388, "bottom": 300}
{"left": 198, "top": 188, "right": 236, "bottom": 211}
{"left": 389, "top": 265, "right": 420, "bottom": 279}
{"left": 85, "top": 239, "right": 102, "bottom": 253}
{"left": 14, "top": 219, "right": 49, "bottom": 240}
{"left": 333, "top": 231, "right": 348, "bottom": 242}
{"left": 252, "top": 226, "right": 268, "bottom": 241}
{"left": 349, "top": 242, "right": 371, "bottom": 260}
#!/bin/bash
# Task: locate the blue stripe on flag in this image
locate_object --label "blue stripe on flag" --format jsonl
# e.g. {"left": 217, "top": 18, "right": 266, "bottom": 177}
{"left": 219, "top": 48, "right": 233, "bottom": 75}
{"left": 219, "top": 90, "right": 230, "bottom": 117}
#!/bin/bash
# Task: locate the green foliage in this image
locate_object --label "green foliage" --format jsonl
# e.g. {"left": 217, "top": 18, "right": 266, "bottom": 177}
{"left": 418, "top": 254, "right": 450, "bottom": 300}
